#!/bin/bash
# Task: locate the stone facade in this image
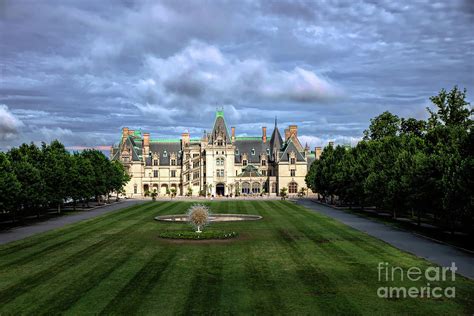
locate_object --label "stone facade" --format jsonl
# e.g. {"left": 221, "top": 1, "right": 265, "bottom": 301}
{"left": 110, "top": 110, "right": 316, "bottom": 197}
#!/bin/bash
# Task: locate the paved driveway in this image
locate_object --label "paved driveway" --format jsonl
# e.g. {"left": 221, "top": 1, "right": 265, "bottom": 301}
{"left": 296, "top": 199, "right": 474, "bottom": 280}
{"left": 0, "top": 199, "right": 145, "bottom": 245}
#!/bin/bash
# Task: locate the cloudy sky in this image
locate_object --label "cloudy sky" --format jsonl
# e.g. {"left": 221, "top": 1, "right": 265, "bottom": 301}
{"left": 1, "top": 0, "right": 473, "bottom": 151}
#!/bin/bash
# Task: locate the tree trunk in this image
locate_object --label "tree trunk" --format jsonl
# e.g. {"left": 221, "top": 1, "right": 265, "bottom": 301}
{"left": 73, "top": 200, "right": 76, "bottom": 211}
{"left": 57, "top": 203, "right": 61, "bottom": 215}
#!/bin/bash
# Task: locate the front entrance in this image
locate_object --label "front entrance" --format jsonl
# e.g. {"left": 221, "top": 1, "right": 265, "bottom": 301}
{"left": 216, "top": 183, "right": 225, "bottom": 196}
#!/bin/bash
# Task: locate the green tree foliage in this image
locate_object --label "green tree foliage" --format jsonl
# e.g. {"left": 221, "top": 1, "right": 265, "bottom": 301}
{"left": 0, "top": 141, "right": 130, "bottom": 222}
{"left": 363, "top": 111, "right": 401, "bottom": 140}
{"left": 307, "top": 86, "right": 473, "bottom": 234}
{"left": 0, "top": 153, "right": 21, "bottom": 219}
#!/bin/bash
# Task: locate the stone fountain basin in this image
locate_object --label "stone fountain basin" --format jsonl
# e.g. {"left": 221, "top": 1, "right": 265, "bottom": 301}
{"left": 155, "top": 214, "right": 262, "bottom": 222}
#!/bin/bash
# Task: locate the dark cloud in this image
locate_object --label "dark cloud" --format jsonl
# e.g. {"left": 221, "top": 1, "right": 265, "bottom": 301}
{"left": 0, "top": 0, "right": 472, "bottom": 150}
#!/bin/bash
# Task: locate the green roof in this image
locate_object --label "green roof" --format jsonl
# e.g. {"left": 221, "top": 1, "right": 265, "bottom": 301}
{"left": 235, "top": 136, "right": 261, "bottom": 141}
{"left": 216, "top": 109, "right": 224, "bottom": 117}
{"left": 150, "top": 138, "right": 181, "bottom": 143}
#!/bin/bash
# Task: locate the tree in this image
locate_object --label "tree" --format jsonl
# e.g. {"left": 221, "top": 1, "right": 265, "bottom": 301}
{"left": 186, "top": 187, "right": 193, "bottom": 197}
{"left": 77, "top": 152, "right": 95, "bottom": 207}
{"left": 0, "top": 153, "right": 21, "bottom": 221}
{"left": 280, "top": 187, "right": 288, "bottom": 200}
{"left": 427, "top": 86, "right": 473, "bottom": 129}
{"left": 109, "top": 160, "right": 130, "bottom": 201}
{"left": 151, "top": 189, "right": 158, "bottom": 201}
{"left": 363, "top": 111, "right": 400, "bottom": 140}
{"left": 81, "top": 150, "right": 109, "bottom": 204}
{"left": 41, "top": 140, "right": 70, "bottom": 214}
{"left": 7, "top": 144, "right": 47, "bottom": 218}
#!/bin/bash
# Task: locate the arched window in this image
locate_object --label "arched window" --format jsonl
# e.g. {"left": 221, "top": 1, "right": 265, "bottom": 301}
{"left": 242, "top": 182, "right": 251, "bottom": 194}
{"left": 252, "top": 182, "right": 260, "bottom": 194}
{"left": 289, "top": 182, "right": 298, "bottom": 194}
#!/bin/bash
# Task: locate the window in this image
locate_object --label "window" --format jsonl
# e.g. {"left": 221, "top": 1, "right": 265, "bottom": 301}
{"left": 235, "top": 149, "right": 239, "bottom": 155}
{"left": 271, "top": 182, "right": 277, "bottom": 193}
{"left": 218, "top": 140, "right": 223, "bottom": 146}
{"left": 290, "top": 169, "right": 296, "bottom": 177}
{"left": 171, "top": 159, "right": 176, "bottom": 166}
{"left": 268, "top": 170, "right": 272, "bottom": 176}
{"left": 193, "top": 154, "right": 199, "bottom": 158}
{"left": 216, "top": 157, "right": 224, "bottom": 166}
{"left": 261, "top": 159, "right": 266, "bottom": 166}
{"left": 193, "top": 161, "right": 200, "bottom": 168}
{"left": 262, "top": 170, "right": 267, "bottom": 176}
{"left": 217, "top": 169, "right": 224, "bottom": 177}
{"left": 242, "top": 182, "right": 250, "bottom": 194}
{"left": 266, "top": 148, "right": 270, "bottom": 155}
{"left": 153, "top": 170, "right": 158, "bottom": 178}
{"left": 134, "top": 185, "right": 137, "bottom": 194}
{"left": 123, "top": 157, "right": 129, "bottom": 162}
{"left": 243, "top": 160, "right": 247, "bottom": 166}
{"left": 163, "top": 151, "right": 168, "bottom": 157}
{"left": 252, "top": 182, "right": 260, "bottom": 194}
{"left": 290, "top": 157, "right": 296, "bottom": 164}
{"left": 251, "top": 148, "right": 255, "bottom": 155}
{"left": 193, "top": 171, "right": 199, "bottom": 179}
{"left": 289, "top": 182, "right": 298, "bottom": 194}
{"left": 171, "top": 170, "right": 176, "bottom": 178}
{"left": 186, "top": 174, "right": 190, "bottom": 181}
{"left": 153, "top": 159, "right": 158, "bottom": 166}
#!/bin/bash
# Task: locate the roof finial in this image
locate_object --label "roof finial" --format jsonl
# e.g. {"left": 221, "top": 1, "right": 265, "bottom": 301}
{"left": 274, "top": 116, "right": 278, "bottom": 127}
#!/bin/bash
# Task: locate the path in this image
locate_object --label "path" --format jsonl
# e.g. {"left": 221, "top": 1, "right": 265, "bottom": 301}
{"left": 296, "top": 199, "right": 474, "bottom": 280}
{"left": 0, "top": 199, "right": 145, "bottom": 245}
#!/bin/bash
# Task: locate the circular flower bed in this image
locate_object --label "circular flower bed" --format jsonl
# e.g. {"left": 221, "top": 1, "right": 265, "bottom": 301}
{"left": 158, "top": 230, "right": 238, "bottom": 240}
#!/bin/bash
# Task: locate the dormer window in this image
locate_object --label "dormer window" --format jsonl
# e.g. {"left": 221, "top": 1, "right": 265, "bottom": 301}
{"left": 243, "top": 160, "right": 247, "bottom": 166}
{"left": 153, "top": 159, "right": 158, "bottom": 166}
{"left": 218, "top": 140, "right": 223, "bottom": 146}
{"left": 266, "top": 148, "right": 270, "bottom": 155}
{"left": 290, "top": 157, "right": 296, "bottom": 164}
{"left": 163, "top": 150, "right": 168, "bottom": 157}
{"left": 251, "top": 149, "right": 255, "bottom": 155}
{"left": 235, "top": 149, "right": 239, "bottom": 155}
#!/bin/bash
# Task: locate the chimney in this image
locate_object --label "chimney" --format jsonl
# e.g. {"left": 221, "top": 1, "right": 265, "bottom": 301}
{"left": 143, "top": 133, "right": 150, "bottom": 155}
{"left": 289, "top": 125, "right": 298, "bottom": 138}
{"left": 231, "top": 127, "right": 235, "bottom": 142}
{"left": 182, "top": 132, "right": 190, "bottom": 147}
{"left": 262, "top": 126, "right": 267, "bottom": 143}
{"left": 328, "top": 141, "right": 334, "bottom": 147}
{"left": 284, "top": 128, "right": 290, "bottom": 140}
{"left": 315, "top": 147, "right": 322, "bottom": 160}
{"left": 122, "top": 127, "right": 129, "bottom": 144}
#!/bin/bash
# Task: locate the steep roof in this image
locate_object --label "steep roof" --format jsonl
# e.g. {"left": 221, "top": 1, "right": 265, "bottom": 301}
{"left": 279, "top": 139, "right": 306, "bottom": 162}
{"left": 234, "top": 139, "right": 270, "bottom": 163}
{"left": 209, "top": 109, "right": 231, "bottom": 144}
{"left": 269, "top": 124, "right": 283, "bottom": 159}
{"left": 149, "top": 141, "right": 182, "bottom": 166}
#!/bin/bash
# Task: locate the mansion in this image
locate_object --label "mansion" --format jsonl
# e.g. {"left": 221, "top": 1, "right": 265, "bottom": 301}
{"left": 111, "top": 110, "right": 321, "bottom": 197}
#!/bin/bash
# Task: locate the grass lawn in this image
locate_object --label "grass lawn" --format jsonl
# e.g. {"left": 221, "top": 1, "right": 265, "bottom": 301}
{"left": 0, "top": 201, "right": 473, "bottom": 315}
